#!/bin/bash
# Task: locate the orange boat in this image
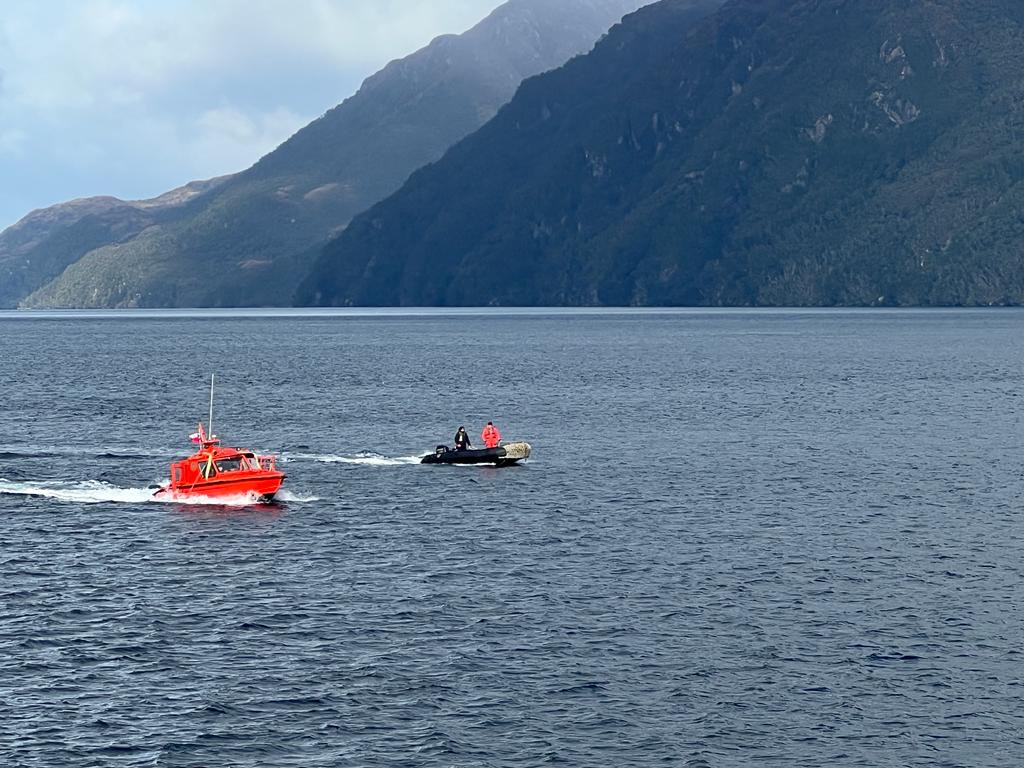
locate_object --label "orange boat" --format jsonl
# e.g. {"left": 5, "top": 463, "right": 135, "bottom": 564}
{"left": 153, "top": 376, "right": 285, "bottom": 503}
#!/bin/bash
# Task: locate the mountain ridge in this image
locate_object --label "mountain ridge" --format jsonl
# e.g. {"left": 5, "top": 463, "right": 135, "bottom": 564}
{"left": 299, "top": 0, "right": 1024, "bottom": 307}
{"left": 18, "top": 0, "right": 646, "bottom": 308}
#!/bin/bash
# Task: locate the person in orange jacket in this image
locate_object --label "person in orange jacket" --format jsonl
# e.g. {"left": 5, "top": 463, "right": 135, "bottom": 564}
{"left": 481, "top": 421, "right": 501, "bottom": 449}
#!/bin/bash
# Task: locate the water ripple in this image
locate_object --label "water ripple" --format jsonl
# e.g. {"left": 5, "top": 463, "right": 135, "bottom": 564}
{"left": 0, "top": 311, "right": 1023, "bottom": 766}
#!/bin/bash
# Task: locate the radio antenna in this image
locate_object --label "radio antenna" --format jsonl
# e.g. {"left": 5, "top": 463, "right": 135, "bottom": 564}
{"left": 208, "top": 373, "right": 215, "bottom": 439}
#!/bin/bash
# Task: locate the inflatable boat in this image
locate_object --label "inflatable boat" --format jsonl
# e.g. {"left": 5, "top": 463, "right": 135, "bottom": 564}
{"left": 421, "top": 441, "right": 532, "bottom": 467}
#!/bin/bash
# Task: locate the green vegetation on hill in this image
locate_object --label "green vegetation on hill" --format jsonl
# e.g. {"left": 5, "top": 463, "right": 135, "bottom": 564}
{"left": 299, "top": 0, "right": 1024, "bottom": 307}
{"left": 19, "top": 0, "right": 644, "bottom": 308}
{"left": 0, "top": 179, "right": 224, "bottom": 309}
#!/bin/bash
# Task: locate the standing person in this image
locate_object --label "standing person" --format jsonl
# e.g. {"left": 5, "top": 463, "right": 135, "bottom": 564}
{"left": 481, "top": 421, "right": 502, "bottom": 449}
{"left": 454, "top": 426, "right": 472, "bottom": 451}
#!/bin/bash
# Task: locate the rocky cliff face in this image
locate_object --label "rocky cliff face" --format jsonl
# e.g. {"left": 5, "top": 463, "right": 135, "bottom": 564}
{"left": 299, "top": 0, "right": 1024, "bottom": 307}
{"left": 19, "top": 0, "right": 648, "bottom": 308}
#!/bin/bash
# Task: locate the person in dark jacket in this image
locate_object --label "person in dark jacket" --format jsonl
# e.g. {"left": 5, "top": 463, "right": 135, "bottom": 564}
{"left": 454, "top": 426, "right": 471, "bottom": 451}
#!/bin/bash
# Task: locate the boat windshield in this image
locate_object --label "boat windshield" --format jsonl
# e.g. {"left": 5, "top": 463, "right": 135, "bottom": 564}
{"left": 215, "top": 456, "right": 243, "bottom": 472}
{"left": 215, "top": 453, "right": 263, "bottom": 472}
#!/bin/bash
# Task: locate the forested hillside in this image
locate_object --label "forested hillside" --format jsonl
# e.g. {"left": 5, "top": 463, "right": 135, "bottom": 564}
{"left": 300, "top": 0, "right": 1024, "bottom": 307}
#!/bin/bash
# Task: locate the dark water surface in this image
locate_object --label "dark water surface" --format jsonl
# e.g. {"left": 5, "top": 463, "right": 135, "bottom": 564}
{"left": 1, "top": 309, "right": 1022, "bottom": 767}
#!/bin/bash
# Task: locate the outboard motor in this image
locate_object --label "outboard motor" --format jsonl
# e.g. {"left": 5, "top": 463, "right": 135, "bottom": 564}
{"left": 435, "top": 445, "right": 449, "bottom": 457}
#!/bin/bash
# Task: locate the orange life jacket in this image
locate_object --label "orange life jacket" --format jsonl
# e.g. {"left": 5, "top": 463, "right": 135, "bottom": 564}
{"left": 482, "top": 424, "right": 501, "bottom": 448}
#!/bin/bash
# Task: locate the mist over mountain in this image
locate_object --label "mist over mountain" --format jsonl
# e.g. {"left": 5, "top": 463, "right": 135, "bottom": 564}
{"left": 300, "top": 0, "right": 1024, "bottom": 307}
{"left": 15, "top": 0, "right": 645, "bottom": 309}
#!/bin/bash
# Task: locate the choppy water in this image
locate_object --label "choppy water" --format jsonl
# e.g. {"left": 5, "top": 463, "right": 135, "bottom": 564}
{"left": 1, "top": 309, "right": 1023, "bottom": 767}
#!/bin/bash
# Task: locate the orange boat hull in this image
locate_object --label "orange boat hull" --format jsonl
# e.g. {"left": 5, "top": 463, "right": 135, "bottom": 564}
{"left": 156, "top": 471, "right": 285, "bottom": 502}
{"left": 159, "top": 422, "right": 285, "bottom": 504}
{"left": 162, "top": 414, "right": 285, "bottom": 504}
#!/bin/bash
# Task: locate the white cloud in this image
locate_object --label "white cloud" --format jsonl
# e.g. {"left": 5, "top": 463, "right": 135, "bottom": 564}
{"left": 1, "top": 0, "right": 499, "bottom": 113}
{"left": 186, "top": 106, "right": 308, "bottom": 175}
{"left": 0, "top": 0, "right": 500, "bottom": 229}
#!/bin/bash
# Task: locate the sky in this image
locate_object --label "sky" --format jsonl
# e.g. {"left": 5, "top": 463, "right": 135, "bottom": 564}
{"left": 0, "top": 0, "right": 501, "bottom": 231}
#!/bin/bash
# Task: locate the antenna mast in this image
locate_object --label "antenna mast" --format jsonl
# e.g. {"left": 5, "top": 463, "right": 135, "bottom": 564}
{"left": 208, "top": 373, "right": 215, "bottom": 439}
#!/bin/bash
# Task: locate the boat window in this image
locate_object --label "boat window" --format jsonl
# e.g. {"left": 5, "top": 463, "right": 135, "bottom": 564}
{"left": 238, "top": 452, "right": 259, "bottom": 470}
{"left": 216, "top": 457, "right": 243, "bottom": 473}
{"left": 173, "top": 467, "right": 182, "bottom": 482}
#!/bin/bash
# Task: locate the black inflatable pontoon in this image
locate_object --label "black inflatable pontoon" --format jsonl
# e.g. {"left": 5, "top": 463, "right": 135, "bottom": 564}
{"left": 421, "top": 441, "right": 532, "bottom": 467}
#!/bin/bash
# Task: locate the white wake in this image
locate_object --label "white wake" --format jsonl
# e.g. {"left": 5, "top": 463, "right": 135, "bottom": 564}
{"left": 276, "top": 489, "right": 321, "bottom": 503}
{"left": 0, "top": 479, "right": 156, "bottom": 505}
{"left": 0, "top": 478, "right": 318, "bottom": 506}
{"left": 283, "top": 451, "right": 423, "bottom": 467}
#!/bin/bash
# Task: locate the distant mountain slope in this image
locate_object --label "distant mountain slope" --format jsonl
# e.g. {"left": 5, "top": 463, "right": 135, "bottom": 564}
{"left": 0, "top": 178, "right": 225, "bottom": 309}
{"left": 21, "top": 0, "right": 647, "bottom": 309}
{"left": 299, "top": 0, "right": 1024, "bottom": 307}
